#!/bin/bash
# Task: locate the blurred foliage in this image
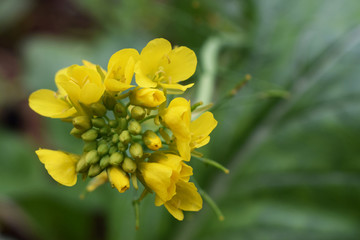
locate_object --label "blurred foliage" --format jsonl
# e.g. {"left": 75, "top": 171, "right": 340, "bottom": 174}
{"left": 1, "top": 0, "right": 360, "bottom": 239}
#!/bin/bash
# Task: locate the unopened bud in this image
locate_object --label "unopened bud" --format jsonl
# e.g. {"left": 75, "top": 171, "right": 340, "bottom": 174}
{"left": 114, "top": 102, "right": 127, "bottom": 118}
{"left": 110, "top": 152, "right": 124, "bottom": 166}
{"left": 131, "top": 106, "right": 145, "bottom": 120}
{"left": 109, "top": 120, "right": 118, "bottom": 128}
{"left": 128, "top": 120, "right": 141, "bottom": 135}
{"left": 143, "top": 130, "right": 162, "bottom": 150}
{"left": 103, "top": 93, "right": 117, "bottom": 110}
{"left": 88, "top": 164, "right": 102, "bottom": 177}
{"left": 119, "top": 130, "right": 131, "bottom": 144}
{"left": 129, "top": 142, "right": 143, "bottom": 159}
{"left": 81, "top": 129, "right": 98, "bottom": 141}
{"left": 117, "top": 142, "right": 127, "bottom": 151}
{"left": 83, "top": 141, "right": 97, "bottom": 152}
{"left": 99, "top": 126, "right": 110, "bottom": 136}
{"left": 112, "top": 133, "right": 119, "bottom": 144}
{"left": 108, "top": 146, "right": 117, "bottom": 155}
{"left": 130, "top": 88, "right": 166, "bottom": 108}
{"left": 122, "top": 157, "right": 137, "bottom": 173}
{"left": 118, "top": 118, "right": 127, "bottom": 131}
{"left": 72, "top": 116, "right": 91, "bottom": 130}
{"left": 100, "top": 155, "right": 110, "bottom": 169}
{"left": 76, "top": 155, "right": 88, "bottom": 172}
{"left": 91, "top": 118, "right": 106, "bottom": 128}
{"left": 97, "top": 143, "right": 109, "bottom": 156}
{"left": 86, "top": 150, "right": 100, "bottom": 165}
{"left": 70, "top": 127, "right": 85, "bottom": 138}
{"left": 91, "top": 103, "right": 107, "bottom": 117}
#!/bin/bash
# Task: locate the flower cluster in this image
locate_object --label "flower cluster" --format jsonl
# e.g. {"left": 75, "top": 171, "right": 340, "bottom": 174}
{"left": 29, "top": 38, "right": 217, "bottom": 221}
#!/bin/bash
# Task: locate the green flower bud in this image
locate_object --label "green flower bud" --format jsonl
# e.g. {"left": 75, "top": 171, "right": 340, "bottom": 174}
{"left": 131, "top": 106, "right": 146, "bottom": 120}
{"left": 109, "top": 120, "right": 118, "bottom": 128}
{"left": 122, "top": 157, "right": 137, "bottom": 173}
{"left": 99, "top": 126, "right": 110, "bottom": 136}
{"left": 72, "top": 116, "right": 91, "bottom": 130}
{"left": 88, "top": 164, "right": 102, "bottom": 177}
{"left": 108, "top": 146, "right": 117, "bottom": 155}
{"left": 129, "top": 142, "right": 143, "bottom": 159}
{"left": 112, "top": 133, "right": 119, "bottom": 144}
{"left": 110, "top": 152, "right": 124, "bottom": 166}
{"left": 91, "top": 103, "right": 107, "bottom": 117}
{"left": 86, "top": 150, "right": 100, "bottom": 165}
{"left": 118, "top": 118, "right": 127, "bottom": 131}
{"left": 76, "top": 155, "right": 88, "bottom": 173}
{"left": 70, "top": 127, "right": 85, "bottom": 138}
{"left": 114, "top": 102, "right": 127, "bottom": 118}
{"left": 100, "top": 155, "right": 110, "bottom": 169}
{"left": 128, "top": 120, "right": 141, "bottom": 135}
{"left": 91, "top": 118, "right": 106, "bottom": 128}
{"left": 97, "top": 143, "right": 109, "bottom": 156}
{"left": 143, "top": 130, "right": 162, "bottom": 150}
{"left": 103, "top": 93, "right": 117, "bottom": 110}
{"left": 83, "top": 141, "right": 97, "bottom": 152}
{"left": 119, "top": 130, "right": 131, "bottom": 144}
{"left": 81, "top": 129, "right": 98, "bottom": 141}
{"left": 117, "top": 142, "right": 127, "bottom": 152}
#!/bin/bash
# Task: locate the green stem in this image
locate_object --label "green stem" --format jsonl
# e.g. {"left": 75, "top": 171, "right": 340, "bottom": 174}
{"left": 191, "top": 155, "right": 229, "bottom": 174}
{"left": 139, "top": 115, "right": 156, "bottom": 123}
{"left": 198, "top": 188, "right": 224, "bottom": 221}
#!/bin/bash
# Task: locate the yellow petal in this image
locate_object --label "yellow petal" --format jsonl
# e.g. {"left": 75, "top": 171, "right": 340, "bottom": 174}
{"left": 176, "top": 138, "right": 191, "bottom": 161}
{"left": 140, "top": 38, "right": 172, "bottom": 74}
{"left": 138, "top": 162, "right": 175, "bottom": 202}
{"left": 55, "top": 68, "right": 69, "bottom": 96}
{"left": 29, "top": 89, "right": 77, "bottom": 118}
{"left": 134, "top": 63, "right": 158, "bottom": 88}
{"left": 105, "top": 78, "right": 134, "bottom": 92}
{"left": 108, "top": 167, "right": 130, "bottom": 193}
{"left": 180, "top": 162, "right": 193, "bottom": 181}
{"left": 107, "top": 48, "right": 139, "bottom": 75}
{"left": 160, "top": 83, "right": 194, "bottom": 93}
{"left": 86, "top": 171, "right": 108, "bottom": 192}
{"left": 164, "top": 202, "right": 184, "bottom": 221}
{"left": 35, "top": 149, "right": 78, "bottom": 186}
{"left": 190, "top": 112, "right": 217, "bottom": 148}
{"left": 162, "top": 46, "right": 197, "bottom": 83}
{"left": 169, "top": 180, "right": 202, "bottom": 211}
{"left": 79, "top": 82, "right": 104, "bottom": 105}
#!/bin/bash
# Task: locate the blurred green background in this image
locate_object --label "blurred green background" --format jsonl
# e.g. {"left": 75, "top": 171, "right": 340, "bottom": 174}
{"left": 1, "top": 0, "right": 360, "bottom": 239}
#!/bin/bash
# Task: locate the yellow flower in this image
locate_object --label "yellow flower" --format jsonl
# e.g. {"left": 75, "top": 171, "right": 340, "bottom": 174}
{"left": 161, "top": 98, "right": 218, "bottom": 161}
{"left": 135, "top": 38, "right": 197, "bottom": 92}
{"left": 35, "top": 149, "right": 79, "bottom": 186}
{"left": 138, "top": 153, "right": 189, "bottom": 202}
{"left": 108, "top": 167, "right": 130, "bottom": 193}
{"left": 130, "top": 88, "right": 166, "bottom": 108}
{"left": 104, "top": 49, "right": 139, "bottom": 92}
{"left": 56, "top": 62, "right": 105, "bottom": 109}
{"left": 155, "top": 180, "right": 202, "bottom": 221}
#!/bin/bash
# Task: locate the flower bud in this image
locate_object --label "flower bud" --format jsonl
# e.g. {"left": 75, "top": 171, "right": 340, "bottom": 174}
{"left": 83, "top": 141, "right": 97, "bottom": 152}
{"left": 142, "top": 130, "right": 162, "bottom": 150}
{"left": 91, "top": 118, "right": 106, "bottom": 128}
{"left": 118, "top": 118, "right": 127, "bottom": 131}
{"left": 103, "top": 93, "right": 117, "bottom": 110}
{"left": 100, "top": 155, "right": 110, "bottom": 169}
{"left": 81, "top": 129, "right": 98, "bottom": 141}
{"left": 99, "top": 126, "right": 110, "bottom": 136}
{"left": 112, "top": 133, "right": 119, "bottom": 144}
{"left": 72, "top": 116, "right": 91, "bottom": 130}
{"left": 91, "top": 103, "right": 107, "bottom": 117}
{"left": 86, "top": 150, "right": 100, "bottom": 164}
{"left": 129, "top": 142, "right": 143, "bottom": 159}
{"left": 117, "top": 142, "right": 127, "bottom": 152}
{"left": 131, "top": 106, "right": 146, "bottom": 120}
{"left": 110, "top": 152, "right": 124, "bottom": 166}
{"left": 122, "top": 157, "right": 137, "bottom": 173}
{"left": 108, "top": 146, "right": 117, "bottom": 155}
{"left": 97, "top": 143, "right": 109, "bottom": 156}
{"left": 128, "top": 120, "right": 141, "bottom": 135}
{"left": 109, "top": 120, "right": 118, "bottom": 128}
{"left": 108, "top": 167, "right": 129, "bottom": 193}
{"left": 70, "top": 127, "right": 85, "bottom": 138}
{"left": 119, "top": 130, "right": 131, "bottom": 144}
{"left": 76, "top": 155, "right": 88, "bottom": 173}
{"left": 114, "top": 102, "right": 127, "bottom": 118}
{"left": 88, "top": 164, "right": 102, "bottom": 177}
{"left": 130, "top": 88, "right": 166, "bottom": 108}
